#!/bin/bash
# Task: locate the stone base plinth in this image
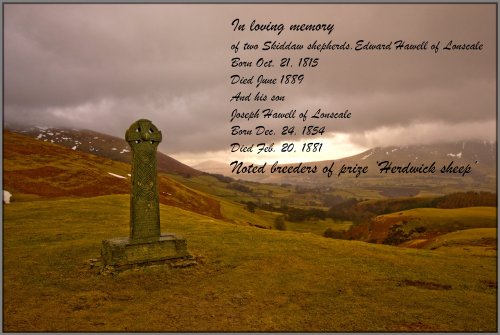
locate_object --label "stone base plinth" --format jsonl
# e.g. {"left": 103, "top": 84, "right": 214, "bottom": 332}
{"left": 101, "top": 234, "right": 189, "bottom": 266}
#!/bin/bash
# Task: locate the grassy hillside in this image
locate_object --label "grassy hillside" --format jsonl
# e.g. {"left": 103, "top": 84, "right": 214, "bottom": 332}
{"left": 3, "top": 130, "right": 346, "bottom": 233}
{"left": 3, "top": 195, "right": 497, "bottom": 332}
{"left": 346, "top": 207, "right": 497, "bottom": 245}
{"left": 7, "top": 126, "right": 202, "bottom": 177}
{"left": 415, "top": 228, "right": 497, "bottom": 256}
{"left": 3, "top": 130, "right": 221, "bottom": 219}
{"left": 168, "top": 173, "right": 321, "bottom": 208}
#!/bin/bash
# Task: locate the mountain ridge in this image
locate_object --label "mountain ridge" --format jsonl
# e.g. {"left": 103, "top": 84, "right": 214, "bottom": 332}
{"left": 6, "top": 125, "right": 496, "bottom": 196}
{"left": 3, "top": 130, "right": 222, "bottom": 219}
{"left": 194, "top": 141, "right": 496, "bottom": 195}
{"left": 7, "top": 125, "right": 202, "bottom": 177}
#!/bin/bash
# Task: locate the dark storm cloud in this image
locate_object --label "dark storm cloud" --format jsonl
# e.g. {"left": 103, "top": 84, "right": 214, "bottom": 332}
{"left": 3, "top": 4, "right": 496, "bottom": 155}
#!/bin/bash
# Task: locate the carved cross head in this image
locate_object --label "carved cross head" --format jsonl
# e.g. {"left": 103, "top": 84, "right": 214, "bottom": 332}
{"left": 125, "top": 119, "right": 162, "bottom": 149}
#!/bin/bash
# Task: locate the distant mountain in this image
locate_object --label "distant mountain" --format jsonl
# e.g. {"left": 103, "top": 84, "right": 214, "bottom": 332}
{"left": 227, "top": 141, "right": 497, "bottom": 196}
{"left": 192, "top": 160, "right": 232, "bottom": 175}
{"left": 7, "top": 124, "right": 496, "bottom": 198}
{"left": 7, "top": 125, "right": 202, "bottom": 177}
{"left": 345, "top": 141, "right": 496, "bottom": 172}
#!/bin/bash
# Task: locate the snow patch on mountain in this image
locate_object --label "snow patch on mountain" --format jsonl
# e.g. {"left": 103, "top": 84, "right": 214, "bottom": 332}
{"left": 361, "top": 152, "right": 373, "bottom": 160}
{"left": 447, "top": 152, "right": 463, "bottom": 158}
{"left": 108, "top": 172, "right": 126, "bottom": 179}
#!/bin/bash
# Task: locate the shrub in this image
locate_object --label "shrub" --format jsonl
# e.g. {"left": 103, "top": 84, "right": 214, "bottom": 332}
{"left": 274, "top": 216, "right": 287, "bottom": 231}
{"left": 323, "top": 228, "right": 344, "bottom": 239}
{"left": 246, "top": 202, "right": 257, "bottom": 213}
{"left": 228, "top": 182, "right": 252, "bottom": 193}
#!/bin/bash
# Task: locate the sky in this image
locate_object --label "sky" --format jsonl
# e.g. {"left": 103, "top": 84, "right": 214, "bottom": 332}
{"left": 3, "top": 4, "right": 496, "bottom": 166}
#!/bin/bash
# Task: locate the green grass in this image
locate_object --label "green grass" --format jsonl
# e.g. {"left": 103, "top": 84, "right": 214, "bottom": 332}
{"left": 427, "top": 228, "right": 497, "bottom": 246}
{"left": 219, "top": 200, "right": 351, "bottom": 236}
{"left": 423, "top": 228, "right": 497, "bottom": 256}
{"left": 381, "top": 207, "right": 497, "bottom": 233}
{"left": 167, "top": 174, "right": 387, "bottom": 211}
{"left": 286, "top": 218, "right": 352, "bottom": 235}
{"left": 168, "top": 174, "right": 294, "bottom": 205}
{"left": 3, "top": 195, "right": 497, "bottom": 332}
{"left": 219, "top": 200, "right": 279, "bottom": 228}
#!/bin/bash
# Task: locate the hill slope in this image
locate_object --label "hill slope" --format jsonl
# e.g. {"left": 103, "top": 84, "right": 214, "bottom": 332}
{"left": 417, "top": 228, "right": 497, "bottom": 255}
{"left": 3, "top": 195, "right": 497, "bottom": 331}
{"left": 345, "top": 207, "right": 497, "bottom": 246}
{"left": 7, "top": 125, "right": 202, "bottom": 177}
{"left": 9, "top": 125, "right": 496, "bottom": 199}
{"left": 3, "top": 130, "right": 221, "bottom": 219}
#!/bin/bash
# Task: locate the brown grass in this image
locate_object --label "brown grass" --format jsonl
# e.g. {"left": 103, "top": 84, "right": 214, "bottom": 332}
{"left": 3, "top": 130, "right": 222, "bottom": 218}
{"left": 3, "top": 195, "right": 497, "bottom": 332}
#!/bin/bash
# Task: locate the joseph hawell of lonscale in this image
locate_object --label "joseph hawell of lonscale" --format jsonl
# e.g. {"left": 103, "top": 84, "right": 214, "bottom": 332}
{"left": 101, "top": 119, "right": 189, "bottom": 266}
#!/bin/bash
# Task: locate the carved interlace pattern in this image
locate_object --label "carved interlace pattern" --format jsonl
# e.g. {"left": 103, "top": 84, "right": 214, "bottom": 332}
{"left": 125, "top": 119, "right": 163, "bottom": 241}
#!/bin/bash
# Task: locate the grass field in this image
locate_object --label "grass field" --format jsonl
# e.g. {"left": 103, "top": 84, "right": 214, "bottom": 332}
{"left": 346, "top": 206, "right": 497, "bottom": 245}
{"left": 419, "top": 228, "right": 497, "bottom": 256}
{"left": 425, "top": 228, "right": 497, "bottom": 247}
{"left": 3, "top": 195, "right": 497, "bottom": 332}
{"left": 381, "top": 207, "right": 497, "bottom": 233}
{"left": 285, "top": 218, "right": 352, "bottom": 236}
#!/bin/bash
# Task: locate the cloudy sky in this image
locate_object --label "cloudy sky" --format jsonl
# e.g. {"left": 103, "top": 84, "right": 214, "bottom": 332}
{"left": 4, "top": 4, "right": 496, "bottom": 165}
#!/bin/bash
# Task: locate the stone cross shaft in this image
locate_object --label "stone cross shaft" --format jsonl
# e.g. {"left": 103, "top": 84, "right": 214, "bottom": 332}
{"left": 125, "top": 119, "right": 162, "bottom": 242}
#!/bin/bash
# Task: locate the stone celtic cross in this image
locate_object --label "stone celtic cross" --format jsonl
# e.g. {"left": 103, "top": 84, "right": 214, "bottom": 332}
{"left": 101, "top": 119, "right": 189, "bottom": 266}
{"left": 125, "top": 119, "right": 162, "bottom": 242}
